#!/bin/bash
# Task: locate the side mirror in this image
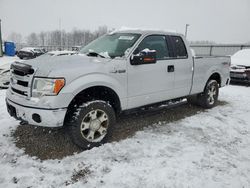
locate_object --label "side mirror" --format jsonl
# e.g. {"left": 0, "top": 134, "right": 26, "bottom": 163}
{"left": 131, "top": 49, "right": 157, "bottom": 65}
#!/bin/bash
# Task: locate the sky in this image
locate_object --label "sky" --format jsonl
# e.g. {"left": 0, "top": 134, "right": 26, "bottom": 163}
{"left": 0, "top": 0, "right": 250, "bottom": 44}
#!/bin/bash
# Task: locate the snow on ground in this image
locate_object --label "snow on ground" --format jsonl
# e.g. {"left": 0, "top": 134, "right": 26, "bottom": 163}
{"left": 0, "top": 85, "right": 250, "bottom": 187}
{"left": 0, "top": 56, "right": 21, "bottom": 66}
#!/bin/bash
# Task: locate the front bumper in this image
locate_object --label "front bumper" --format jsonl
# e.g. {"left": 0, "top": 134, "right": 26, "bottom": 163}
{"left": 6, "top": 98, "right": 67, "bottom": 127}
{"left": 230, "top": 78, "right": 250, "bottom": 84}
{"left": 230, "top": 72, "right": 250, "bottom": 84}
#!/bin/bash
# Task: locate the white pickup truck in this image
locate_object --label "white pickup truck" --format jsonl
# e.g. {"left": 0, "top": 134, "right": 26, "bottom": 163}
{"left": 6, "top": 29, "right": 230, "bottom": 149}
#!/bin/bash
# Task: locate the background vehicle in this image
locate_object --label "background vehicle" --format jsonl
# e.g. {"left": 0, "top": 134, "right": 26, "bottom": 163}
{"left": 71, "top": 46, "right": 82, "bottom": 51}
{"left": 0, "top": 50, "right": 75, "bottom": 88}
{"left": 230, "top": 49, "right": 250, "bottom": 84}
{"left": 17, "top": 47, "right": 45, "bottom": 59}
{"left": 6, "top": 30, "right": 230, "bottom": 149}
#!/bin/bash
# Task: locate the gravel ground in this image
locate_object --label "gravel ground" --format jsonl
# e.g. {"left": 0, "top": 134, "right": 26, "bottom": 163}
{"left": 12, "top": 100, "right": 227, "bottom": 160}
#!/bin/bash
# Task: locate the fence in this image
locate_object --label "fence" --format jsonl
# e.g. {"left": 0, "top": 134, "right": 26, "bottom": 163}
{"left": 190, "top": 44, "right": 250, "bottom": 56}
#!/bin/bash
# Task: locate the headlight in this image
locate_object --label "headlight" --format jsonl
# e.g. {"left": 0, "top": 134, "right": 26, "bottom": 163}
{"left": 32, "top": 78, "right": 65, "bottom": 98}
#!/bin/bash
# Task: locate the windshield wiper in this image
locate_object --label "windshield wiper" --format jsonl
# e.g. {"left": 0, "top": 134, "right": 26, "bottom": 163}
{"left": 86, "top": 51, "right": 105, "bottom": 58}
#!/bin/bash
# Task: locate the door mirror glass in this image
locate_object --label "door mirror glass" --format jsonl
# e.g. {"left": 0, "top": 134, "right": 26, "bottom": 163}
{"left": 130, "top": 49, "right": 157, "bottom": 65}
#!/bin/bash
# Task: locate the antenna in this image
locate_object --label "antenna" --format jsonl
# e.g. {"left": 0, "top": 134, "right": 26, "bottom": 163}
{"left": 185, "top": 24, "right": 190, "bottom": 38}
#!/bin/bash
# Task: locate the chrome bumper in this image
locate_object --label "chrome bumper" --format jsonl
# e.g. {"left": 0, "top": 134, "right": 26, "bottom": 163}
{"left": 6, "top": 98, "right": 67, "bottom": 127}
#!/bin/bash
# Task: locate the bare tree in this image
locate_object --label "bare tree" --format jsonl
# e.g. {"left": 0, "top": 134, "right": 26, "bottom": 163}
{"left": 39, "top": 32, "right": 46, "bottom": 46}
{"left": 26, "top": 33, "right": 39, "bottom": 46}
{"left": 23, "top": 25, "right": 109, "bottom": 50}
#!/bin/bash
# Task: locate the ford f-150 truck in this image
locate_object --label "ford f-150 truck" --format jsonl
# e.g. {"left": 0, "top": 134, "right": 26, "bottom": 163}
{"left": 6, "top": 30, "right": 230, "bottom": 149}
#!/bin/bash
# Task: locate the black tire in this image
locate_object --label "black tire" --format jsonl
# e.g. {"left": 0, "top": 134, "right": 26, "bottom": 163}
{"left": 198, "top": 80, "right": 219, "bottom": 109}
{"left": 66, "top": 100, "right": 116, "bottom": 149}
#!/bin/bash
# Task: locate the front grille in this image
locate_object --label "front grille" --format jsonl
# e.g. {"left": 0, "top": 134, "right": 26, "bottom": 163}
{"left": 17, "top": 80, "right": 29, "bottom": 87}
{"left": 10, "top": 62, "right": 34, "bottom": 97}
{"left": 13, "top": 69, "right": 26, "bottom": 76}
{"left": 11, "top": 87, "right": 28, "bottom": 96}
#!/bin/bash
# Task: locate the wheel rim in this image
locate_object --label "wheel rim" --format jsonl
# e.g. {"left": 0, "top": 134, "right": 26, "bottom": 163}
{"left": 80, "top": 109, "right": 109, "bottom": 143}
{"left": 207, "top": 84, "right": 217, "bottom": 105}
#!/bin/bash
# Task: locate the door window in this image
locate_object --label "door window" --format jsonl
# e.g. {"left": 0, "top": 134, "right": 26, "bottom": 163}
{"left": 135, "top": 35, "right": 170, "bottom": 60}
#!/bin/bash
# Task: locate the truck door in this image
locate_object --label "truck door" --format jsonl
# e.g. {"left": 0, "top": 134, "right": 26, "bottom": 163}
{"left": 167, "top": 35, "right": 193, "bottom": 98}
{"left": 127, "top": 35, "right": 175, "bottom": 109}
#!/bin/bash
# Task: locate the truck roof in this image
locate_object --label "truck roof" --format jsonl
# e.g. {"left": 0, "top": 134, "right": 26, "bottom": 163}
{"left": 114, "top": 28, "right": 182, "bottom": 37}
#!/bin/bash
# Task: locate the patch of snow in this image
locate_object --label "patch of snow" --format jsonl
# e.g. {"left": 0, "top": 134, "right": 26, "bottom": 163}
{"left": 0, "top": 56, "right": 22, "bottom": 67}
{"left": 231, "top": 49, "right": 250, "bottom": 66}
{"left": 0, "top": 63, "right": 11, "bottom": 72}
{"left": 132, "top": 49, "right": 156, "bottom": 59}
{"left": 141, "top": 48, "right": 156, "bottom": 53}
{"left": 118, "top": 36, "right": 135, "bottom": 40}
{"left": 46, "top": 50, "right": 76, "bottom": 56}
{"left": 190, "top": 48, "right": 196, "bottom": 57}
{"left": 99, "top": 52, "right": 110, "bottom": 58}
{"left": 110, "top": 26, "right": 177, "bottom": 35}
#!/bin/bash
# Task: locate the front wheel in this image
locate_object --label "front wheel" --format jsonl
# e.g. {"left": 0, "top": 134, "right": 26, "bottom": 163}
{"left": 66, "top": 101, "right": 116, "bottom": 149}
{"left": 198, "top": 80, "right": 219, "bottom": 108}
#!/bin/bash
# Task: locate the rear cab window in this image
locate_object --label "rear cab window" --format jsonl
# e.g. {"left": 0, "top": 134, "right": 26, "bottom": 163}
{"left": 169, "top": 36, "right": 188, "bottom": 59}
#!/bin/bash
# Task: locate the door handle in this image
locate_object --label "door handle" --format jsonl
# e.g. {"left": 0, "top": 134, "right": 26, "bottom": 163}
{"left": 168, "top": 65, "right": 174, "bottom": 72}
{"left": 110, "top": 69, "right": 126, "bottom": 73}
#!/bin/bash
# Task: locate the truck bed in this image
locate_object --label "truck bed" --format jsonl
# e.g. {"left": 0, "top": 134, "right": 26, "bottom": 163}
{"left": 190, "top": 56, "right": 231, "bottom": 95}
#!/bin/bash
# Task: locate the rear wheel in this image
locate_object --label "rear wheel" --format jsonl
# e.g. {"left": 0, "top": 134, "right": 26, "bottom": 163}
{"left": 66, "top": 100, "right": 116, "bottom": 149}
{"left": 198, "top": 80, "right": 219, "bottom": 108}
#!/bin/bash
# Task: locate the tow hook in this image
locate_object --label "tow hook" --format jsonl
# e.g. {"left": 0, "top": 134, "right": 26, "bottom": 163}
{"left": 20, "top": 121, "right": 28, "bottom": 125}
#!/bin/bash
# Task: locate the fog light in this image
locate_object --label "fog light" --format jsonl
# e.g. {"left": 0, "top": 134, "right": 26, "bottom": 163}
{"left": 32, "top": 113, "right": 41, "bottom": 123}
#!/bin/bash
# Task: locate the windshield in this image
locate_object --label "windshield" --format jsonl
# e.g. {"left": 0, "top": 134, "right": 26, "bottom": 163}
{"left": 79, "top": 33, "right": 141, "bottom": 58}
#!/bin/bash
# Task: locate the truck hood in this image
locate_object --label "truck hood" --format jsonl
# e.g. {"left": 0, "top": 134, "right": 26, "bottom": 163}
{"left": 22, "top": 54, "right": 112, "bottom": 77}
